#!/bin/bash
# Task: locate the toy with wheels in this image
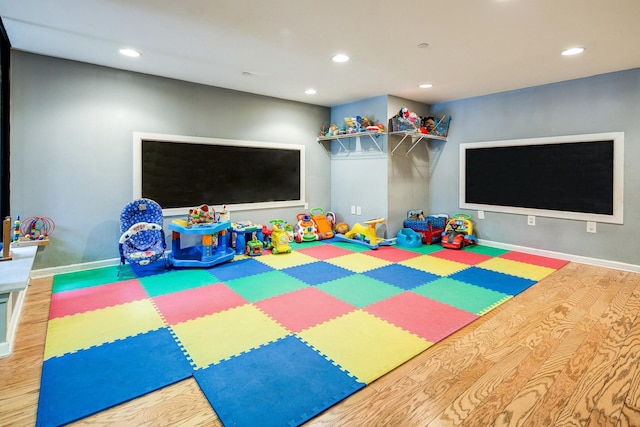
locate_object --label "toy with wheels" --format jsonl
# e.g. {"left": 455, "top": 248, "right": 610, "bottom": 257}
{"left": 245, "top": 235, "right": 264, "bottom": 256}
{"left": 269, "top": 219, "right": 293, "bottom": 254}
{"left": 334, "top": 218, "right": 396, "bottom": 249}
{"left": 294, "top": 212, "right": 320, "bottom": 243}
{"left": 310, "top": 207, "right": 335, "bottom": 240}
{"left": 441, "top": 213, "right": 478, "bottom": 250}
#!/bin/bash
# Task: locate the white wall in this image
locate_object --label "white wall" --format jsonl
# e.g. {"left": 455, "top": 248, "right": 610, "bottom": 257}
{"left": 10, "top": 52, "right": 330, "bottom": 269}
{"left": 429, "top": 68, "right": 640, "bottom": 265}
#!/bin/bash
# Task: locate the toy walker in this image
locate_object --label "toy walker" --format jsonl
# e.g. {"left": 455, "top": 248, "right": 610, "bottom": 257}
{"left": 441, "top": 213, "right": 478, "bottom": 250}
{"left": 268, "top": 219, "right": 293, "bottom": 254}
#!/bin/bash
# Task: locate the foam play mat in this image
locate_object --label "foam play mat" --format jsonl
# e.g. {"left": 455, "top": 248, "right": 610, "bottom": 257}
{"left": 36, "top": 240, "right": 568, "bottom": 426}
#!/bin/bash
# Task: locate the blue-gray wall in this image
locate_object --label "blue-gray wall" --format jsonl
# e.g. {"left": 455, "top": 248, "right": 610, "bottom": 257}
{"left": 10, "top": 50, "right": 640, "bottom": 269}
{"left": 10, "top": 52, "right": 330, "bottom": 269}
{"left": 430, "top": 68, "right": 640, "bottom": 265}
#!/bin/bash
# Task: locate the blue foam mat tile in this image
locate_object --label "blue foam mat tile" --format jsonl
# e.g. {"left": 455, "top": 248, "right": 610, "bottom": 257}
{"left": 36, "top": 328, "right": 193, "bottom": 427}
{"left": 363, "top": 264, "right": 440, "bottom": 290}
{"left": 449, "top": 266, "right": 536, "bottom": 296}
{"left": 194, "top": 335, "right": 364, "bottom": 427}
{"left": 282, "top": 261, "right": 354, "bottom": 286}
{"left": 207, "top": 257, "right": 274, "bottom": 281}
{"left": 129, "top": 258, "right": 170, "bottom": 278}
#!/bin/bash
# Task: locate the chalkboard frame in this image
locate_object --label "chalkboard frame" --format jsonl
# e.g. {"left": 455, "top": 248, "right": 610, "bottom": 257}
{"left": 133, "top": 132, "right": 305, "bottom": 216}
{"left": 459, "top": 132, "right": 624, "bottom": 224}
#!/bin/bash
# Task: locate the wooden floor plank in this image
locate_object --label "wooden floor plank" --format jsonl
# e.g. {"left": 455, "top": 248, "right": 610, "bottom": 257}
{"left": 554, "top": 280, "right": 640, "bottom": 426}
{"left": 585, "top": 286, "right": 640, "bottom": 426}
{"left": 3, "top": 263, "right": 640, "bottom": 426}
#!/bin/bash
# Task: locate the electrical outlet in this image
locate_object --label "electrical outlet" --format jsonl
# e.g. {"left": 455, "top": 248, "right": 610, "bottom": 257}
{"left": 356, "top": 206, "right": 362, "bottom": 216}
{"left": 304, "top": 202, "right": 308, "bottom": 209}
{"left": 350, "top": 205, "right": 356, "bottom": 214}
{"left": 587, "top": 221, "right": 597, "bottom": 233}
{"left": 478, "top": 210, "right": 485, "bottom": 220}
{"left": 527, "top": 215, "right": 536, "bottom": 226}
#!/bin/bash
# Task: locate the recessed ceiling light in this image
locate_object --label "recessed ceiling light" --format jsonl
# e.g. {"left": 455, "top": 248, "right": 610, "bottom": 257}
{"left": 332, "top": 54, "right": 350, "bottom": 63}
{"left": 119, "top": 48, "right": 140, "bottom": 58}
{"left": 417, "top": 43, "right": 430, "bottom": 49}
{"left": 561, "top": 47, "right": 585, "bottom": 56}
{"left": 305, "top": 88, "right": 317, "bottom": 95}
{"left": 419, "top": 83, "right": 433, "bottom": 89}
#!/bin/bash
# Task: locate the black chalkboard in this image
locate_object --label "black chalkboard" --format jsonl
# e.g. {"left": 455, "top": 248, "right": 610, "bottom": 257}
{"left": 139, "top": 137, "right": 303, "bottom": 210}
{"left": 460, "top": 133, "right": 624, "bottom": 223}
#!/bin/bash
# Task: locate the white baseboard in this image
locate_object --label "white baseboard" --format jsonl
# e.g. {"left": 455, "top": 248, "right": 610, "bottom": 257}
{"left": 29, "top": 243, "right": 640, "bottom": 279}
{"left": 479, "top": 239, "right": 640, "bottom": 273}
{"left": 31, "top": 257, "right": 120, "bottom": 279}
{"left": 0, "top": 342, "right": 9, "bottom": 358}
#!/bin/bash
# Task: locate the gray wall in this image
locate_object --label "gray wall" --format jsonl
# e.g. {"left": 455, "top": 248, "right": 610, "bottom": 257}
{"left": 429, "top": 68, "right": 640, "bottom": 265}
{"left": 10, "top": 51, "right": 639, "bottom": 269}
{"left": 10, "top": 52, "right": 330, "bottom": 269}
{"left": 329, "top": 95, "right": 389, "bottom": 229}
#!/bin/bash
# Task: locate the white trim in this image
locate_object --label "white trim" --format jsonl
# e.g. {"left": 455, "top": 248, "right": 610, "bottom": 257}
{"left": 30, "top": 243, "right": 640, "bottom": 279}
{"left": 31, "top": 257, "right": 120, "bottom": 279}
{"left": 479, "top": 239, "right": 640, "bottom": 273}
{"left": 460, "top": 132, "right": 624, "bottom": 224}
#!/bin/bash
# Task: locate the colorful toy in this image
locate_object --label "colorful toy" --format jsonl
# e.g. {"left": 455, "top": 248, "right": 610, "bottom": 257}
{"left": 231, "top": 221, "right": 262, "bottom": 255}
{"left": 118, "top": 199, "right": 167, "bottom": 275}
{"left": 441, "top": 213, "right": 478, "bottom": 250}
{"left": 325, "top": 211, "right": 337, "bottom": 230}
{"left": 396, "top": 228, "right": 422, "bottom": 248}
{"left": 335, "top": 222, "right": 349, "bottom": 235}
{"left": 294, "top": 212, "right": 320, "bottom": 243}
{"left": 188, "top": 204, "right": 215, "bottom": 226}
{"left": 403, "top": 210, "right": 448, "bottom": 245}
{"left": 19, "top": 216, "right": 55, "bottom": 242}
{"left": 245, "top": 236, "right": 264, "bottom": 256}
{"left": 268, "top": 219, "right": 293, "bottom": 254}
{"left": 12, "top": 215, "right": 20, "bottom": 242}
{"left": 334, "top": 218, "right": 395, "bottom": 249}
{"left": 310, "top": 208, "right": 334, "bottom": 240}
{"left": 167, "top": 218, "right": 234, "bottom": 268}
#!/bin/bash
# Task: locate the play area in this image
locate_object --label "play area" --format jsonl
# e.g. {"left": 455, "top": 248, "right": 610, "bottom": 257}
{"left": 116, "top": 199, "right": 482, "bottom": 276}
{"left": 37, "top": 234, "right": 569, "bottom": 427}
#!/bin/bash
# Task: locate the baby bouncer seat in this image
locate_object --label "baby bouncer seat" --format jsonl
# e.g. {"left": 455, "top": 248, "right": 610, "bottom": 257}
{"left": 118, "top": 198, "right": 166, "bottom": 275}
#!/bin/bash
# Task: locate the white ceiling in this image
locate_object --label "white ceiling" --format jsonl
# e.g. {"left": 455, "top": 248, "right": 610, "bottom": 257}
{"left": 1, "top": 0, "right": 639, "bottom": 108}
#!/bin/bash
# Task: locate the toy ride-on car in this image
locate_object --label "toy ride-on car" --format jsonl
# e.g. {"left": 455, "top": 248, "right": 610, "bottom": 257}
{"left": 441, "top": 213, "right": 478, "bottom": 249}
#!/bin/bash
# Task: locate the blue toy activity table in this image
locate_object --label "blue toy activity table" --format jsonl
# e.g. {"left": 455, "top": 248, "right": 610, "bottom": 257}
{"left": 168, "top": 220, "right": 235, "bottom": 268}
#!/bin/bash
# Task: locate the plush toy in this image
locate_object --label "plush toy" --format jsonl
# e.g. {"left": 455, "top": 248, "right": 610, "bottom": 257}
{"left": 335, "top": 222, "right": 350, "bottom": 234}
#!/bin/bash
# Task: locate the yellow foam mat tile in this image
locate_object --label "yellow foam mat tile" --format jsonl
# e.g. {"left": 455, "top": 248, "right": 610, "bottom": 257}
{"left": 400, "top": 255, "right": 468, "bottom": 277}
{"left": 298, "top": 310, "right": 432, "bottom": 384}
{"left": 324, "top": 253, "right": 391, "bottom": 273}
{"left": 255, "top": 251, "right": 318, "bottom": 269}
{"left": 44, "top": 299, "right": 165, "bottom": 360}
{"left": 171, "top": 304, "right": 289, "bottom": 369}
{"left": 477, "top": 257, "right": 556, "bottom": 281}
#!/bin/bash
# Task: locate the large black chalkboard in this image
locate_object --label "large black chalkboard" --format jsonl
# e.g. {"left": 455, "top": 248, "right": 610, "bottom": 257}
{"left": 460, "top": 133, "right": 624, "bottom": 223}
{"left": 135, "top": 134, "right": 304, "bottom": 212}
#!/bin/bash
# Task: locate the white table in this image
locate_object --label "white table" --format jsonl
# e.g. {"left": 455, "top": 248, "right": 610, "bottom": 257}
{"left": 0, "top": 245, "right": 38, "bottom": 357}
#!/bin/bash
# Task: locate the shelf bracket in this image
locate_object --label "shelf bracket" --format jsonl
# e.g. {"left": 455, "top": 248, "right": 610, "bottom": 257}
{"left": 391, "top": 133, "right": 411, "bottom": 155}
{"left": 406, "top": 135, "right": 426, "bottom": 155}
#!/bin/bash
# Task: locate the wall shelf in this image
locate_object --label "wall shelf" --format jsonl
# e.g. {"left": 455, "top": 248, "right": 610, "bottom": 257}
{"left": 317, "top": 131, "right": 384, "bottom": 153}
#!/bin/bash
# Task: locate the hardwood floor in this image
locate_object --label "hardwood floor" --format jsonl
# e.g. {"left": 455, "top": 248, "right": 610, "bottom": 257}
{"left": 2, "top": 263, "right": 640, "bottom": 426}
